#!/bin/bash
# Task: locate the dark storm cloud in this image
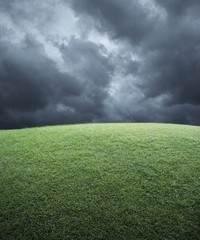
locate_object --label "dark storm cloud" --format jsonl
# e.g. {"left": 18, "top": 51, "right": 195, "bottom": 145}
{"left": 0, "top": 0, "right": 200, "bottom": 128}
{"left": 59, "top": 38, "right": 114, "bottom": 121}
{"left": 140, "top": 43, "right": 200, "bottom": 105}
{"left": 68, "top": 0, "right": 156, "bottom": 45}
{"left": 0, "top": 38, "right": 79, "bottom": 128}
{"left": 137, "top": 1, "right": 200, "bottom": 107}
{"left": 154, "top": 0, "right": 200, "bottom": 17}
{"left": 0, "top": 37, "right": 113, "bottom": 129}
{"left": 68, "top": 0, "right": 200, "bottom": 125}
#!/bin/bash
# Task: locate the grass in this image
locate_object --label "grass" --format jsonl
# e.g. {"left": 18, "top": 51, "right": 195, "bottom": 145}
{"left": 0, "top": 123, "right": 200, "bottom": 240}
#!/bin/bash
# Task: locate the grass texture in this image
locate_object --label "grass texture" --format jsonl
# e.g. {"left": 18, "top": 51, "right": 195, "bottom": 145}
{"left": 0, "top": 123, "right": 200, "bottom": 239}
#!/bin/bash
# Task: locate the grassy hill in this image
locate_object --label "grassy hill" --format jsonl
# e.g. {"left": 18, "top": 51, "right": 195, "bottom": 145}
{"left": 0, "top": 123, "right": 200, "bottom": 240}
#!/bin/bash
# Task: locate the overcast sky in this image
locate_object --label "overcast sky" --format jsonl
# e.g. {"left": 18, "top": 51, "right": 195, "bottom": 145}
{"left": 0, "top": 0, "right": 200, "bottom": 129}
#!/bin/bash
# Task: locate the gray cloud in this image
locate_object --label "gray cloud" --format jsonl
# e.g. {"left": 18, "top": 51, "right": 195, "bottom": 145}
{"left": 154, "top": 0, "right": 200, "bottom": 17}
{"left": 0, "top": 38, "right": 79, "bottom": 128}
{"left": 0, "top": 0, "right": 200, "bottom": 129}
{"left": 68, "top": 0, "right": 157, "bottom": 45}
{"left": 0, "top": 36, "right": 113, "bottom": 129}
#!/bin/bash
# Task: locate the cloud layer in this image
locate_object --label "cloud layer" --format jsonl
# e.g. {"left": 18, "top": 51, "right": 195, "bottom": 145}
{"left": 0, "top": 0, "right": 200, "bottom": 129}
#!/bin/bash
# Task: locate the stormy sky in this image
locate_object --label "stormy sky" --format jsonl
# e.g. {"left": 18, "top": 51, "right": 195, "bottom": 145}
{"left": 1, "top": 0, "right": 200, "bottom": 129}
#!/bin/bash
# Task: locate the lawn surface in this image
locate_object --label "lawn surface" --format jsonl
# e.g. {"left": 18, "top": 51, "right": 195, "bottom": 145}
{"left": 0, "top": 123, "right": 200, "bottom": 240}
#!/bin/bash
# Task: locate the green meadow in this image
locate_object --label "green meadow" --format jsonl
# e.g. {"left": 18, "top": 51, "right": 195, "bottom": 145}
{"left": 0, "top": 123, "right": 200, "bottom": 240}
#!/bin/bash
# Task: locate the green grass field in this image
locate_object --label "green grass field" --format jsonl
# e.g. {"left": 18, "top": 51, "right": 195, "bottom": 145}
{"left": 0, "top": 123, "right": 200, "bottom": 240}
